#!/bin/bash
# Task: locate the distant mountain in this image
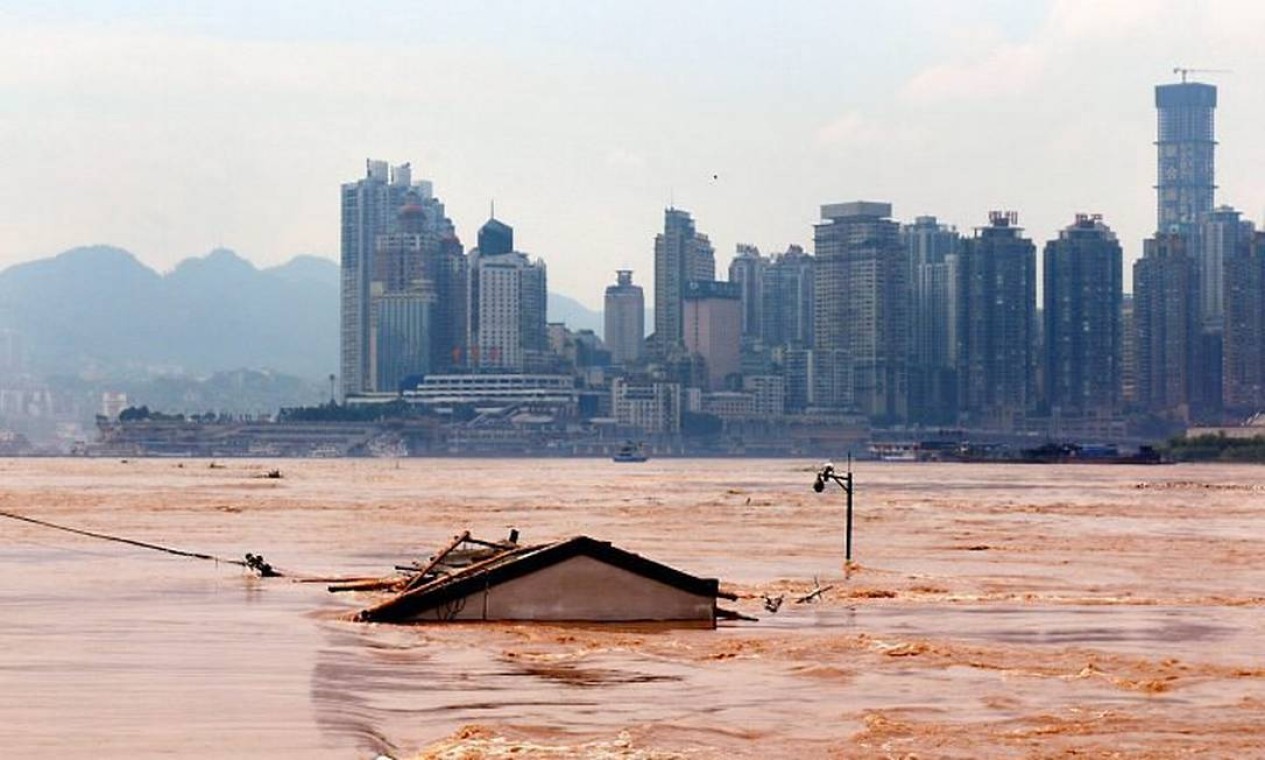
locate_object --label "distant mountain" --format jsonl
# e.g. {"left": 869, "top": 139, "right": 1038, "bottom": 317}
{"left": 0, "top": 246, "right": 339, "bottom": 380}
{"left": 0, "top": 247, "right": 618, "bottom": 380}
{"left": 549, "top": 292, "right": 603, "bottom": 337}
{"left": 266, "top": 254, "right": 341, "bottom": 288}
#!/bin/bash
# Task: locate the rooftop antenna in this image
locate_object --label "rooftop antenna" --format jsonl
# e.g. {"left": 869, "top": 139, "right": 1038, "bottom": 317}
{"left": 490, "top": 199, "right": 495, "bottom": 220}
{"left": 1173, "top": 66, "right": 1231, "bottom": 83}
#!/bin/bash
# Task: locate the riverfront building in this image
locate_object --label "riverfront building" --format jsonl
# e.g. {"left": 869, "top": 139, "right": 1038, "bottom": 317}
{"left": 956, "top": 212, "right": 1036, "bottom": 431}
{"left": 682, "top": 280, "right": 742, "bottom": 391}
{"left": 728, "top": 244, "right": 764, "bottom": 341}
{"left": 1222, "top": 232, "right": 1265, "bottom": 415}
{"left": 653, "top": 208, "right": 714, "bottom": 356}
{"left": 1133, "top": 233, "right": 1201, "bottom": 421}
{"left": 760, "top": 245, "right": 814, "bottom": 351}
{"left": 903, "top": 215, "right": 960, "bottom": 425}
{"left": 468, "top": 217, "right": 547, "bottom": 373}
{"left": 341, "top": 160, "right": 461, "bottom": 396}
{"left": 812, "top": 201, "right": 908, "bottom": 421}
{"left": 604, "top": 270, "right": 645, "bottom": 366}
{"left": 1042, "top": 214, "right": 1123, "bottom": 424}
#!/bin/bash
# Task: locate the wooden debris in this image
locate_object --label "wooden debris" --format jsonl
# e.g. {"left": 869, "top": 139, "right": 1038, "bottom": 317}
{"left": 795, "top": 577, "right": 833, "bottom": 604}
{"left": 327, "top": 529, "right": 522, "bottom": 595}
{"left": 402, "top": 530, "right": 472, "bottom": 591}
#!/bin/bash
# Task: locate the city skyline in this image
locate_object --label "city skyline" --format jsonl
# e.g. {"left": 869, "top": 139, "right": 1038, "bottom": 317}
{"left": 6, "top": 2, "right": 1265, "bottom": 309}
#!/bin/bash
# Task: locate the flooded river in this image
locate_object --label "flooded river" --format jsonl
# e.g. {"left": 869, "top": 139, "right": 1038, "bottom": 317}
{"left": 1, "top": 458, "right": 1262, "bottom": 758}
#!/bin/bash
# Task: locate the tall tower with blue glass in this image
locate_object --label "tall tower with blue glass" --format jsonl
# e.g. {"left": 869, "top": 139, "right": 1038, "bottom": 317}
{"left": 1155, "top": 82, "right": 1216, "bottom": 235}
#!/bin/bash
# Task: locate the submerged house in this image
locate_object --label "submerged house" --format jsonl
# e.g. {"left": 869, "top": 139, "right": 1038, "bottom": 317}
{"left": 356, "top": 535, "right": 727, "bottom": 626}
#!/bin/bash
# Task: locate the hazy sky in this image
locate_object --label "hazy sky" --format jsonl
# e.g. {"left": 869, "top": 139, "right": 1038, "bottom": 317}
{"left": 4, "top": 1, "right": 1264, "bottom": 307}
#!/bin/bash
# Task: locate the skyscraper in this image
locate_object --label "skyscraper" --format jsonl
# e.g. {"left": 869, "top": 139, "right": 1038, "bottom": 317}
{"left": 1221, "top": 231, "right": 1265, "bottom": 415}
{"left": 1042, "top": 214, "right": 1123, "bottom": 423}
{"left": 604, "top": 270, "right": 645, "bottom": 366}
{"left": 468, "top": 217, "right": 547, "bottom": 372}
{"left": 1121, "top": 295, "right": 1137, "bottom": 407}
{"left": 1199, "top": 205, "right": 1254, "bottom": 329}
{"left": 956, "top": 212, "right": 1036, "bottom": 431}
{"left": 813, "top": 201, "right": 908, "bottom": 420}
{"left": 1133, "top": 233, "right": 1200, "bottom": 421}
{"left": 374, "top": 292, "right": 434, "bottom": 393}
{"left": 903, "top": 215, "right": 960, "bottom": 425}
{"left": 683, "top": 280, "right": 742, "bottom": 391}
{"left": 341, "top": 160, "right": 460, "bottom": 396}
{"left": 371, "top": 202, "right": 432, "bottom": 392}
{"left": 342, "top": 160, "right": 402, "bottom": 396}
{"left": 653, "top": 208, "right": 714, "bottom": 355}
{"left": 760, "top": 245, "right": 814, "bottom": 350}
{"left": 1193, "top": 206, "right": 1252, "bottom": 417}
{"left": 1155, "top": 81, "right": 1216, "bottom": 235}
{"left": 727, "top": 244, "right": 765, "bottom": 340}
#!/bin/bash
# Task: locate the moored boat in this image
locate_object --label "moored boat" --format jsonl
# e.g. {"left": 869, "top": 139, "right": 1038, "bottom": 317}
{"left": 613, "top": 442, "right": 648, "bottom": 462}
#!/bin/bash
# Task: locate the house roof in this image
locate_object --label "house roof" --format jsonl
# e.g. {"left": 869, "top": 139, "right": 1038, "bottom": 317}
{"left": 357, "top": 535, "right": 720, "bottom": 623}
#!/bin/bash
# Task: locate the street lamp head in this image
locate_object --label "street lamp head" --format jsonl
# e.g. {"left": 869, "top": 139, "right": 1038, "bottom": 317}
{"left": 813, "top": 462, "right": 834, "bottom": 492}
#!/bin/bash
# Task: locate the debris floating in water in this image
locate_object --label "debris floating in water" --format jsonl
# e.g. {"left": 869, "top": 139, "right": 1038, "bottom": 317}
{"left": 0, "top": 508, "right": 284, "bottom": 577}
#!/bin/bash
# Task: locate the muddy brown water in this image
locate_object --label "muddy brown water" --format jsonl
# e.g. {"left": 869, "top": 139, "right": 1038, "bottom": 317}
{"left": 1, "top": 458, "right": 1263, "bottom": 758}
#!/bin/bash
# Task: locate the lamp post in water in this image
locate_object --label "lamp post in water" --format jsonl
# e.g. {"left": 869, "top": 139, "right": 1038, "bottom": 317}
{"left": 813, "top": 455, "right": 855, "bottom": 564}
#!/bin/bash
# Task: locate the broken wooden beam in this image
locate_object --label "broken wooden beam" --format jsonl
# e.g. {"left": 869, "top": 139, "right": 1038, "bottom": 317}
{"left": 328, "top": 577, "right": 408, "bottom": 593}
{"left": 794, "top": 584, "right": 834, "bottom": 604}
{"left": 402, "top": 530, "right": 472, "bottom": 592}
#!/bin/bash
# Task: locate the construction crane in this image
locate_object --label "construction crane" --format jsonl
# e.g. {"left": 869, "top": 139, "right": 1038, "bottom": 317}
{"left": 1173, "top": 67, "right": 1231, "bottom": 83}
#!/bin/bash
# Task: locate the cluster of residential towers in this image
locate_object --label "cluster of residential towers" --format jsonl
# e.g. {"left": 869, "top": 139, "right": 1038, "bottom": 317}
{"left": 340, "top": 78, "right": 1265, "bottom": 439}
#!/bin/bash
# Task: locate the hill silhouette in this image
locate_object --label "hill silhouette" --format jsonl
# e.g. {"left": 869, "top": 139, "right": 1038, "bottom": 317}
{"left": 0, "top": 246, "right": 339, "bottom": 380}
{"left": 0, "top": 247, "right": 610, "bottom": 383}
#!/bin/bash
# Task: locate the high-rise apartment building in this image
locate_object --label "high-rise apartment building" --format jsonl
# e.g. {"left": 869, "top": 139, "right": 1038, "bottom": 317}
{"left": 1192, "top": 207, "right": 1253, "bottom": 418}
{"left": 1133, "top": 233, "right": 1200, "bottom": 421}
{"left": 374, "top": 292, "right": 434, "bottom": 393}
{"left": 342, "top": 160, "right": 406, "bottom": 396}
{"left": 341, "top": 160, "right": 461, "bottom": 396}
{"left": 1199, "top": 206, "right": 1254, "bottom": 329}
{"left": 604, "top": 270, "right": 645, "bottom": 366}
{"left": 683, "top": 280, "right": 742, "bottom": 391}
{"left": 1042, "top": 214, "right": 1123, "bottom": 423}
{"left": 956, "top": 212, "right": 1036, "bottom": 431}
{"left": 468, "top": 217, "right": 547, "bottom": 372}
{"left": 728, "top": 244, "right": 764, "bottom": 340}
{"left": 760, "top": 245, "right": 814, "bottom": 350}
{"left": 903, "top": 215, "right": 960, "bottom": 425}
{"left": 1121, "top": 295, "right": 1137, "bottom": 407}
{"left": 1145, "top": 78, "right": 1231, "bottom": 422}
{"left": 812, "top": 201, "right": 908, "bottom": 420}
{"left": 1222, "top": 232, "right": 1265, "bottom": 414}
{"left": 653, "top": 208, "right": 714, "bottom": 355}
{"left": 370, "top": 196, "right": 468, "bottom": 386}
{"left": 1156, "top": 81, "right": 1216, "bottom": 235}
